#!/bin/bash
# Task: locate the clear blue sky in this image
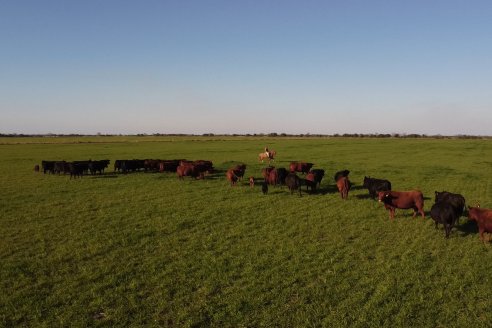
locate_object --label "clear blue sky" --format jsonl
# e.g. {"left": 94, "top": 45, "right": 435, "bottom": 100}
{"left": 1, "top": 0, "right": 491, "bottom": 135}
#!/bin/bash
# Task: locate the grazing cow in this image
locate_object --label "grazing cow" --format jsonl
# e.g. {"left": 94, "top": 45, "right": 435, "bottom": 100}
{"left": 41, "top": 160, "right": 55, "bottom": 174}
{"left": 336, "top": 176, "right": 350, "bottom": 199}
{"left": 289, "top": 162, "right": 314, "bottom": 174}
{"left": 334, "top": 170, "right": 350, "bottom": 182}
{"left": 378, "top": 190, "right": 425, "bottom": 220}
{"left": 226, "top": 169, "right": 239, "bottom": 186}
{"left": 249, "top": 176, "right": 255, "bottom": 188}
{"left": 262, "top": 181, "right": 268, "bottom": 194}
{"left": 430, "top": 202, "right": 459, "bottom": 238}
{"left": 34, "top": 164, "right": 40, "bottom": 172}
{"left": 435, "top": 191, "right": 466, "bottom": 223}
{"left": 467, "top": 206, "right": 492, "bottom": 242}
{"left": 285, "top": 173, "right": 302, "bottom": 196}
{"left": 363, "top": 176, "right": 392, "bottom": 199}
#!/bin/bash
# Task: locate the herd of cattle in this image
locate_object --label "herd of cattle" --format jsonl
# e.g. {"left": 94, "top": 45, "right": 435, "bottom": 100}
{"left": 37, "top": 158, "right": 491, "bottom": 242}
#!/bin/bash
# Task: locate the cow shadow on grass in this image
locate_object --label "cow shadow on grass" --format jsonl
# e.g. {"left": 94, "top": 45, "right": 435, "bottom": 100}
{"left": 456, "top": 220, "right": 478, "bottom": 237}
{"left": 89, "top": 174, "right": 119, "bottom": 179}
{"left": 355, "top": 194, "right": 374, "bottom": 200}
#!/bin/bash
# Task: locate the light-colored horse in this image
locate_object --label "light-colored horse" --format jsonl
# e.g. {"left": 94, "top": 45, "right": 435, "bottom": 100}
{"left": 259, "top": 150, "right": 276, "bottom": 163}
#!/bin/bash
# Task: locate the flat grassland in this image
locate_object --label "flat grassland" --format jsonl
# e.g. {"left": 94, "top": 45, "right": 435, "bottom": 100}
{"left": 1, "top": 136, "right": 491, "bottom": 327}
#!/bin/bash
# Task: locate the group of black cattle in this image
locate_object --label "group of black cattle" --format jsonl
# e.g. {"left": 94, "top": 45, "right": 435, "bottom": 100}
{"left": 40, "top": 160, "right": 110, "bottom": 178}
{"left": 38, "top": 158, "right": 474, "bottom": 239}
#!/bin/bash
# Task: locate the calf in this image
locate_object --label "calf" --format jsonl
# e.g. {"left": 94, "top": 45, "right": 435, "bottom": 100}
{"left": 336, "top": 176, "right": 350, "bottom": 199}
{"left": 363, "top": 176, "right": 392, "bottom": 199}
{"left": 34, "top": 164, "right": 40, "bottom": 172}
{"left": 285, "top": 173, "right": 302, "bottom": 196}
{"left": 468, "top": 206, "right": 492, "bottom": 242}
{"left": 430, "top": 202, "right": 459, "bottom": 238}
{"left": 378, "top": 190, "right": 425, "bottom": 220}
{"left": 249, "top": 177, "right": 255, "bottom": 189}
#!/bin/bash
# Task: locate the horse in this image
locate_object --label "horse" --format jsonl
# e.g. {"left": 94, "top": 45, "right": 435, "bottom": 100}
{"left": 258, "top": 150, "right": 276, "bottom": 163}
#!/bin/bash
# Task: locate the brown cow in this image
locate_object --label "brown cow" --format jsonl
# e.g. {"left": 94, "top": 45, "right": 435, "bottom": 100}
{"left": 305, "top": 171, "right": 317, "bottom": 192}
{"left": 378, "top": 190, "right": 425, "bottom": 220}
{"left": 336, "top": 176, "right": 350, "bottom": 199}
{"left": 177, "top": 163, "right": 205, "bottom": 180}
{"left": 289, "top": 162, "right": 314, "bottom": 174}
{"left": 226, "top": 169, "right": 239, "bottom": 186}
{"left": 468, "top": 206, "right": 492, "bottom": 242}
{"left": 262, "top": 166, "right": 275, "bottom": 180}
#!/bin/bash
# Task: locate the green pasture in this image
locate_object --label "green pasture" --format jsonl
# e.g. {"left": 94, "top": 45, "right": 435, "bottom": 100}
{"left": 1, "top": 136, "right": 491, "bottom": 327}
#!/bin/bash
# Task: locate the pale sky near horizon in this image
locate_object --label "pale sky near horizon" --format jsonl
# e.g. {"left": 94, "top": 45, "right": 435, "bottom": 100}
{"left": 1, "top": 1, "right": 491, "bottom": 135}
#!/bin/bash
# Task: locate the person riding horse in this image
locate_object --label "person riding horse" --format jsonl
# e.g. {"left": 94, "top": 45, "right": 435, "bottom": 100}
{"left": 264, "top": 146, "right": 270, "bottom": 159}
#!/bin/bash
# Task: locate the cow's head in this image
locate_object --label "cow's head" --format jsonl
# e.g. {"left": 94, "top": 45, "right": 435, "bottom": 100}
{"left": 363, "top": 176, "right": 369, "bottom": 187}
{"left": 378, "top": 191, "right": 391, "bottom": 202}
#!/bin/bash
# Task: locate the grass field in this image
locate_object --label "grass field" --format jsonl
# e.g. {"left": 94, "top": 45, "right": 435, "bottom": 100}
{"left": 1, "top": 136, "right": 492, "bottom": 327}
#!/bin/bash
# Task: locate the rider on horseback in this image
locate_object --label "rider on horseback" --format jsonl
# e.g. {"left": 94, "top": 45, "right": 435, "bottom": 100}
{"left": 264, "top": 146, "right": 270, "bottom": 159}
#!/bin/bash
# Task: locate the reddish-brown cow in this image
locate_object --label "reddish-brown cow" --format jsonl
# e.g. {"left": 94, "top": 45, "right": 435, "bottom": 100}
{"left": 336, "top": 176, "right": 350, "bottom": 199}
{"left": 468, "top": 206, "right": 492, "bottom": 242}
{"left": 378, "top": 190, "right": 425, "bottom": 220}
{"left": 289, "top": 162, "right": 314, "bottom": 174}
{"left": 226, "top": 169, "right": 239, "bottom": 186}
{"left": 262, "top": 167, "right": 275, "bottom": 180}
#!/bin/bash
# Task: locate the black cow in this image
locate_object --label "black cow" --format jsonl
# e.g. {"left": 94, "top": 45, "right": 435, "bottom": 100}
{"left": 285, "top": 173, "right": 302, "bottom": 196}
{"left": 69, "top": 162, "right": 84, "bottom": 179}
{"left": 41, "top": 160, "right": 55, "bottom": 174}
{"left": 435, "top": 191, "right": 466, "bottom": 223}
{"left": 89, "top": 160, "right": 110, "bottom": 175}
{"left": 334, "top": 170, "right": 350, "bottom": 182}
{"left": 309, "top": 169, "right": 325, "bottom": 188}
{"left": 430, "top": 202, "right": 459, "bottom": 238}
{"left": 276, "top": 168, "right": 288, "bottom": 185}
{"left": 363, "top": 176, "right": 392, "bottom": 199}
{"left": 54, "top": 161, "right": 68, "bottom": 174}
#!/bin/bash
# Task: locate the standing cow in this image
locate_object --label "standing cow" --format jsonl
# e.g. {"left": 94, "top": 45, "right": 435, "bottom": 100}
{"left": 468, "top": 206, "right": 492, "bottom": 243}
{"left": 363, "top": 176, "right": 392, "bottom": 199}
{"left": 430, "top": 202, "right": 459, "bottom": 238}
{"left": 285, "top": 173, "right": 302, "bottom": 196}
{"left": 336, "top": 176, "right": 350, "bottom": 199}
{"left": 378, "top": 190, "right": 425, "bottom": 220}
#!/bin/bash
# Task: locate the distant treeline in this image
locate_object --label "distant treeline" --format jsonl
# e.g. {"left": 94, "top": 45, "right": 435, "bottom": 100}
{"left": 0, "top": 133, "right": 490, "bottom": 139}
